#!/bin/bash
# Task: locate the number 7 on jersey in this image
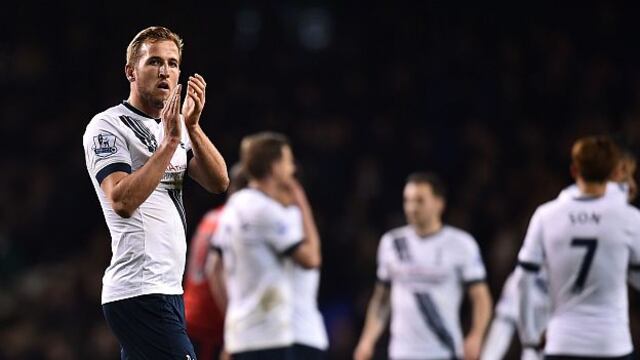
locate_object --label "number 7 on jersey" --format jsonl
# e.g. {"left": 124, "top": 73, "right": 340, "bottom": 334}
{"left": 570, "top": 238, "right": 598, "bottom": 293}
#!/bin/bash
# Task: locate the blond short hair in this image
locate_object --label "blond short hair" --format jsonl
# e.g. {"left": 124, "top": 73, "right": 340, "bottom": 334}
{"left": 126, "top": 26, "right": 184, "bottom": 66}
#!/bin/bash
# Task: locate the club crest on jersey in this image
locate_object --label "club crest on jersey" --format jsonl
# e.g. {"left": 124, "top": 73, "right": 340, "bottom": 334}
{"left": 92, "top": 132, "right": 118, "bottom": 157}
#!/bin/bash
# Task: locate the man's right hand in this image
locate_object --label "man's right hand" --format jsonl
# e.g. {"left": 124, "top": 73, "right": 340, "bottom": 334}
{"left": 353, "top": 340, "right": 374, "bottom": 360}
{"left": 286, "top": 178, "right": 308, "bottom": 207}
{"left": 161, "top": 83, "right": 182, "bottom": 143}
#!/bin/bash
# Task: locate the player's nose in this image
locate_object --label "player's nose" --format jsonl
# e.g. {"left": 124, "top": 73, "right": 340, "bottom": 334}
{"left": 159, "top": 64, "right": 169, "bottom": 77}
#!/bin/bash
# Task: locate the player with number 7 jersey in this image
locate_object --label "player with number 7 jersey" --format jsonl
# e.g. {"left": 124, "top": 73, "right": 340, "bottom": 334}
{"left": 516, "top": 136, "right": 640, "bottom": 360}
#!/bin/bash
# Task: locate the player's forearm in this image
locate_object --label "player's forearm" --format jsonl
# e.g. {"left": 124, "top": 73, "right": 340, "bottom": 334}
{"left": 206, "top": 253, "right": 228, "bottom": 311}
{"left": 480, "top": 317, "right": 515, "bottom": 360}
{"left": 468, "top": 283, "right": 493, "bottom": 339}
{"left": 187, "top": 125, "right": 229, "bottom": 193}
{"left": 110, "top": 140, "right": 180, "bottom": 217}
{"left": 298, "top": 198, "right": 322, "bottom": 266}
{"left": 293, "top": 240, "right": 322, "bottom": 269}
{"left": 359, "top": 285, "right": 391, "bottom": 346}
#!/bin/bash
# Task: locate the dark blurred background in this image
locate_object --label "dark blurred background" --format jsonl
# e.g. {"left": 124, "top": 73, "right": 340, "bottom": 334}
{"left": 2, "top": 1, "right": 640, "bottom": 359}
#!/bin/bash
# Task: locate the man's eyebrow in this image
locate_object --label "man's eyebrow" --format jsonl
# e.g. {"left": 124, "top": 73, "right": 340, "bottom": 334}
{"left": 145, "top": 55, "right": 179, "bottom": 63}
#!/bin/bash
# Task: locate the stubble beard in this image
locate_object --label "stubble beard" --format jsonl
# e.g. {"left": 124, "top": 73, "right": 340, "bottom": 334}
{"left": 140, "top": 89, "right": 167, "bottom": 110}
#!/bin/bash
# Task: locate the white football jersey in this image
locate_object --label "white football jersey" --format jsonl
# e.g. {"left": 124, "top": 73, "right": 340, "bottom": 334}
{"left": 518, "top": 188, "right": 640, "bottom": 357}
{"left": 83, "top": 102, "right": 192, "bottom": 304}
{"left": 481, "top": 270, "right": 548, "bottom": 360}
{"left": 558, "top": 181, "right": 629, "bottom": 203}
{"left": 213, "top": 189, "right": 304, "bottom": 353}
{"left": 287, "top": 206, "right": 329, "bottom": 350}
{"left": 285, "top": 207, "right": 329, "bottom": 350}
{"left": 290, "top": 266, "right": 329, "bottom": 350}
{"left": 377, "top": 225, "right": 487, "bottom": 360}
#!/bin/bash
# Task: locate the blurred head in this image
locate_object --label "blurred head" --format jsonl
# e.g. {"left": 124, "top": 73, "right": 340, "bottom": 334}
{"left": 570, "top": 136, "right": 619, "bottom": 184}
{"left": 611, "top": 149, "right": 637, "bottom": 201}
{"left": 227, "top": 162, "right": 249, "bottom": 196}
{"left": 125, "top": 26, "right": 183, "bottom": 110}
{"left": 241, "top": 132, "right": 296, "bottom": 186}
{"left": 403, "top": 172, "right": 446, "bottom": 228}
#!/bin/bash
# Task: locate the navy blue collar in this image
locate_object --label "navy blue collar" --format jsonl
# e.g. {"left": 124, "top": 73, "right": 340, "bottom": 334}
{"left": 412, "top": 225, "right": 445, "bottom": 240}
{"left": 122, "top": 101, "right": 161, "bottom": 123}
{"left": 572, "top": 195, "right": 603, "bottom": 201}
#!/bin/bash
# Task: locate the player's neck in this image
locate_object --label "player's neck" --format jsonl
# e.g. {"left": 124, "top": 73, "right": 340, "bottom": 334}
{"left": 412, "top": 220, "right": 443, "bottom": 237}
{"left": 127, "top": 94, "right": 162, "bottom": 119}
{"left": 249, "top": 179, "right": 280, "bottom": 201}
{"left": 576, "top": 178, "right": 607, "bottom": 197}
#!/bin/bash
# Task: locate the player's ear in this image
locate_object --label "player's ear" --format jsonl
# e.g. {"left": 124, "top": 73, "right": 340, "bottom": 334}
{"left": 125, "top": 64, "right": 135, "bottom": 82}
{"left": 570, "top": 163, "right": 578, "bottom": 180}
{"left": 438, "top": 197, "right": 446, "bottom": 214}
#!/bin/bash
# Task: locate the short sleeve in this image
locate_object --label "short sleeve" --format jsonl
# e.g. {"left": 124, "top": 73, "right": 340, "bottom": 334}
{"left": 265, "top": 205, "right": 304, "bottom": 255}
{"left": 459, "top": 234, "right": 487, "bottom": 284}
{"left": 494, "top": 271, "right": 519, "bottom": 321}
{"left": 83, "top": 117, "right": 132, "bottom": 185}
{"left": 376, "top": 234, "right": 392, "bottom": 284}
{"left": 517, "top": 208, "right": 545, "bottom": 272}
{"left": 626, "top": 209, "right": 640, "bottom": 267}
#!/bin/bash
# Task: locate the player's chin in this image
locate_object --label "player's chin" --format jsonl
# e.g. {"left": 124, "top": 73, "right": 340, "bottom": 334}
{"left": 150, "top": 97, "right": 167, "bottom": 109}
{"left": 154, "top": 93, "right": 171, "bottom": 106}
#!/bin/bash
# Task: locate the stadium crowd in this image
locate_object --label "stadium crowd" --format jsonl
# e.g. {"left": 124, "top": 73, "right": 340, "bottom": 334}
{"left": 1, "top": 2, "right": 640, "bottom": 359}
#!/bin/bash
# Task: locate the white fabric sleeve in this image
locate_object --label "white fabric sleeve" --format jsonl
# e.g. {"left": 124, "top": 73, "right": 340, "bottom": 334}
{"left": 627, "top": 210, "right": 640, "bottom": 265}
{"left": 264, "top": 205, "right": 304, "bottom": 254}
{"left": 516, "top": 267, "right": 544, "bottom": 347}
{"left": 376, "top": 234, "right": 392, "bottom": 284}
{"left": 83, "top": 117, "right": 132, "bottom": 184}
{"left": 494, "top": 272, "right": 519, "bottom": 321}
{"left": 517, "top": 208, "right": 545, "bottom": 270}
{"left": 627, "top": 209, "right": 640, "bottom": 289}
{"left": 460, "top": 235, "right": 487, "bottom": 283}
{"left": 480, "top": 316, "right": 516, "bottom": 360}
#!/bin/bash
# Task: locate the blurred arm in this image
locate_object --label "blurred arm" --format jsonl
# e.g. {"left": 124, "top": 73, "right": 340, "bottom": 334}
{"left": 480, "top": 316, "right": 515, "bottom": 360}
{"left": 205, "top": 251, "right": 227, "bottom": 311}
{"left": 289, "top": 180, "right": 322, "bottom": 269}
{"left": 464, "top": 282, "right": 493, "bottom": 360}
{"left": 353, "top": 283, "right": 391, "bottom": 360}
{"left": 516, "top": 266, "right": 543, "bottom": 347}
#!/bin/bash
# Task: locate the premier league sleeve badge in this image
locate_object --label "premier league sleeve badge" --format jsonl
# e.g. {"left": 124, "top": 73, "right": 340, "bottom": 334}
{"left": 92, "top": 132, "right": 118, "bottom": 157}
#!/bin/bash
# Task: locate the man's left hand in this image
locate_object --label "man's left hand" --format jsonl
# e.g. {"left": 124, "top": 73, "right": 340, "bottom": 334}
{"left": 182, "top": 73, "right": 206, "bottom": 129}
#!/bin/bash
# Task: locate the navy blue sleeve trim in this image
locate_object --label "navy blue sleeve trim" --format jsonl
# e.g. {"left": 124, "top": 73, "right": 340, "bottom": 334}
{"left": 96, "top": 162, "right": 131, "bottom": 185}
{"left": 495, "top": 314, "right": 517, "bottom": 325}
{"left": 522, "top": 343, "right": 543, "bottom": 350}
{"left": 630, "top": 263, "right": 640, "bottom": 271}
{"left": 518, "top": 261, "right": 541, "bottom": 272}
{"left": 282, "top": 240, "right": 304, "bottom": 257}
{"left": 464, "top": 278, "right": 487, "bottom": 287}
